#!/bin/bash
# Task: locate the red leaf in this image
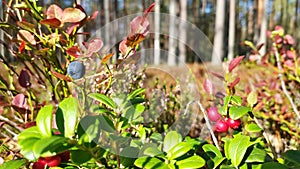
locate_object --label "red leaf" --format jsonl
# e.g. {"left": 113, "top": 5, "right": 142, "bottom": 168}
{"left": 210, "top": 71, "right": 225, "bottom": 81}
{"left": 66, "top": 23, "right": 80, "bottom": 35}
{"left": 19, "top": 69, "right": 31, "bottom": 88}
{"left": 143, "top": 2, "right": 156, "bottom": 17}
{"left": 12, "top": 94, "right": 29, "bottom": 110}
{"left": 228, "top": 56, "right": 244, "bottom": 73}
{"left": 90, "top": 11, "right": 99, "bottom": 20}
{"left": 52, "top": 71, "right": 72, "bottom": 82}
{"left": 85, "top": 38, "right": 103, "bottom": 57}
{"left": 130, "top": 16, "right": 150, "bottom": 36}
{"left": 284, "top": 34, "right": 295, "bottom": 45}
{"left": 66, "top": 46, "right": 81, "bottom": 58}
{"left": 62, "top": 8, "right": 86, "bottom": 23}
{"left": 286, "top": 50, "right": 296, "bottom": 59}
{"left": 119, "top": 39, "right": 130, "bottom": 55}
{"left": 203, "top": 79, "right": 214, "bottom": 95}
{"left": 40, "top": 18, "right": 62, "bottom": 28}
{"left": 18, "top": 30, "right": 36, "bottom": 45}
{"left": 19, "top": 40, "right": 26, "bottom": 53}
{"left": 46, "top": 4, "right": 63, "bottom": 20}
{"left": 228, "top": 77, "right": 240, "bottom": 88}
{"left": 102, "top": 52, "right": 114, "bottom": 64}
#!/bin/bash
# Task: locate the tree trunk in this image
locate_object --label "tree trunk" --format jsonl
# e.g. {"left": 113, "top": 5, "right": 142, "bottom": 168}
{"left": 154, "top": 0, "right": 160, "bottom": 65}
{"left": 179, "top": 0, "right": 187, "bottom": 65}
{"left": 212, "top": 0, "right": 226, "bottom": 65}
{"left": 104, "top": 0, "right": 110, "bottom": 50}
{"left": 168, "top": 0, "right": 177, "bottom": 66}
{"left": 228, "top": 0, "right": 235, "bottom": 61}
{"left": 258, "top": 0, "right": 268, "bottom": 57}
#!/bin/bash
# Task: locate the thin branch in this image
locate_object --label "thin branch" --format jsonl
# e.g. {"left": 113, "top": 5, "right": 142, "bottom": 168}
{"left": 0, "top": 115, "right": 24, "bottom": 132}
{"left": 273, "top": 43, "right": 300, "bottom": 121}
{"left": 196, "top": 101, "right": 220, "bottom": 150}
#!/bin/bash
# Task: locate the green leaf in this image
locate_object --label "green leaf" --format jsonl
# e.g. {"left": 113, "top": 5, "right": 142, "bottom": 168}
{"left": 163, "top": 131, "right": 182, "bottom": 153}
{"left": 246, "top": 147, "right": 272, "bottom": 163}
{"left": 231, "top": 96, "right": 242, "bottom": 105}
{"left": 203, "top": 144, "right": 223, "bottom": 158}
{"left": 120, "top": 147, "right": 139, "bottom": 167}
{"left": 0, "top": 159, "right": 26, "bottom": 169}
{"left": 228, "top": 134, "right": 253, "bottom": 168}
{"left": 167, "top": 142, "right": 193, "bottom": 160}
{"left": 221, "top": 137, "right": 231, "bottom": 159}
{"left": 56, "top": 97, "right": 78, "bottom": 138}
{"left": 98, "top": 114, "right": 115, "bottom": 132}
{"left": 88, "top": 93, "right": 116, "bottom": 109}
{"left": 143, "top": 146, "right": 164, "bottom": 157}
{"left": 128, "top": 88, "right": 145, "bottom": 98}
{"left": 247, "top": 91, "right": 258, "bottom": 107}
{"left": 19, "top": 138, "right": 40, "bottom": 161}
{"left": 150, "top": 132, "right": 163, "bottom": 142}
{"left": 18, "top": 126, "right": 41, "bottom": 144}
{"left": 245, "top": 123, "right": 262, "bottom": 133}
{"left": 176, "top": 155, "right": 206, "bottom": 169}
{"left": 134, "top": 157, "right": 168, "bottom": 169}
{"left": 32, "top": 136, "right": 67, "bottom": 158}
{"left": 71, "top": 149, "right": 92, "bottom": 165}
{"left": 77, "top": 115, "right": 101, "bottom": 145}
{"left": 229, "top": 106, "right": 250, "bottom": 120}
{"left": 261, "top": 162, "right": 289, "bottom": 169}
{"left": 36, "top": 105, "right": 53, "bottom": 137}
{"left": 282, "top": 150, "right": 300, "bottom": 166}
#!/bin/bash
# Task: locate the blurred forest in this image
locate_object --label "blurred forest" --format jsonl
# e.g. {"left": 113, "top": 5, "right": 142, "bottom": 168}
{"left": 1, "top": 0, "right": 299, "bottom": 64}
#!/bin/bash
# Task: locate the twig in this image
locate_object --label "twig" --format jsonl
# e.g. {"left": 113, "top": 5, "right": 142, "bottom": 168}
{"left": 273, "top": 43, "right": 300, "bottom": 122}
{"left": 196, "top": 101, "right": 220, "bottom": 150}
{"left": 0, "top": 115, "right": 24, "bottom": 132}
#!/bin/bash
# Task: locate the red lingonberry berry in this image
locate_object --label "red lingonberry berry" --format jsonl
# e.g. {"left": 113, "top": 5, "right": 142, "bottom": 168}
{"left": 207, "top": 107, "right": 222, "bottom": 122}
{"left": 32, "top": 158, "right": 46, "bottom": 169}
{"left": 44, "top": 155, "right": 61, "bottom": 167}
{"left": 215, "top": 120, "right": 229, "bottom": 133}
{"left": 226, "top": 118, "right": 241, "bottom": 129}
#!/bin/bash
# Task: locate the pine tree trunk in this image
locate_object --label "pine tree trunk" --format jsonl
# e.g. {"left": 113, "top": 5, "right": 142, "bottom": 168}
{"left": 168, "top": 0, "right": 177, "bottom": 66}
{"left": 228, "top": 0, "right": 235, "bottom": 61}
{"left": 179, "top": 0, "right": 187, "bottom": 65}
{"left": 154, "top": 0, "right": 160, "bottom": 65}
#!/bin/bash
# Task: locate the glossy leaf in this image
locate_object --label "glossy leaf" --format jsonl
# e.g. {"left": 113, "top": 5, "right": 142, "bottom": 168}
{"left": 120, "top": 147, "right": 139, "bottom": 167}
{"left": 229, "top": 106, "right": 250, "bottom": 120}
{"left": 245, "top": 123, "right": 262, "bottom": 133}
{"left": 228, "top": 134, "right": 252, "bottom": 168}
{"left": 62, "top": 8, "right": 86, "bottom": 23}
{"left": 167, "top": 142, "right": 193, "bottom": 160}
{"left": 282, "top": 150, "right": 300, "bottom": 166}
{"left": 203, "top": 144, "right": 223, "bottom": 158}
{"left": 134, "top": 157, "right": 168, "bottom": 169}
{"left": 176, "top": 155, "right": 205, "bottom": 169}
{"left": 261, "top": 162, "right": 289, "bottom": 169}
{"left": 56, "top": 97, "right": 78, "bottom": 138}
{"left": 245, "top": 147, "right": 272, "bottom": 163}
{"left": 0, "top": 159, "right": 26, "bottom": 169}
{"left": 98, "top": 115, "right": 115, "bottom": 132}
{"left": 40, "top": 18, "right": 62, "bottom": 27}
{"left": 77, "top": 115, "right": 100, "bottom": 145}
{"left": 163, "top": 131, "right": 182, "bottom": 153}
{"left": 32, "top": 136, "right": 67, "bottom": 158}
{"left": 88, "top": 93, "right": 116, "bottom": 109}
{"left": 36, "top": 105, "right": 53, "bottom": 137}
{"left": 46, "top": 4, "right": 63, "bottom": 20}
{"left": 143, "top": 146, "right": 163, "bottom": 157}
{"left": 228, "top": 56, "right": 244, "bottom": 73}
{"left": 17, "top": 21, "right": 35, "bottom": 32}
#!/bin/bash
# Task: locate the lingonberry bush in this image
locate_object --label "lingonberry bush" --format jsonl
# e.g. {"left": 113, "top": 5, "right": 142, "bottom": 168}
{"left": 0, "top": 1, "right": 300, "bottom": 169}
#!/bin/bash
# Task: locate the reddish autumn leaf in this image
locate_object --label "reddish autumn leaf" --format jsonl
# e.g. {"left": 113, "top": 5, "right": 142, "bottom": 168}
{"left": 18, "top": 30, "right": 36, "bottom": 45}
{"left": 130, "top": 16, "right": 150, "bottom": 37}
{"left": 85, "top": 38, "right": 103, "bottom": 57}
{"left": 210, "top": 71, "right": 225, "bottom": 81}
{"left": 102, "top": 52, "right": 114, "bottom": 64}
{"left": 66, "top": 23, "right": 80, "bottom": 35}
{"left": 119, "top": 39, "right": 130, "bottom": 55}
{"left": 143, "top": 2, "right": 156, "bottom": 17}
{"left": 126, "top": 34, "right": 145, "bottom": 47}
{"left": 19, "top": 69, "right": 31, "bottom": 88}
{"left": 90, "top": 11, "right": 99, "bottom": 20}
{"left": 284, "top": 34, "right": 295, "bottom": 45}
{"left": 40, "top": 18, "right": 62, "bottom": 28}
{"left": 19, "top": 40, "right": 26, "bottom": 53}
{"left": 12, "top": 94, "right": 30, "bottom": 110}
{"left": 66, "top": 46, "right": 81, "bottom": 58}
{"left": 17, "top": 21, "right": 35, "bottom": 32}
{"left": 228, "top": 56, "right": 244, "bottom": 73}
{"left": 46, "top": 4, "right": 63, "bottom": 20}
{"left": 62, "top": 8, "right": 86, "bottom": 23}
{"left": 51, "top": 71, "right": 72, "bottom": 82}
{"left": 228, "top": 77, "right": 240, "bottom": 88}
{"left": 274, "top": 93, "right": 283, "bottom": 104}
{"left": 286, "top": 50, "right": 296, "bottom": 59}
{"left": 203, "top": 78, "right": 214, "bottom": 95}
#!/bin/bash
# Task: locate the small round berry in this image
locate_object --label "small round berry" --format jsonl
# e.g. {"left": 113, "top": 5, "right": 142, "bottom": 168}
{"left": 44, "top": 155, "right": 61, "bottom": 167}
{"left": 226, "top": 118, "right": 241, "bottom": 129}
{"left": 215, "top": 120, "right": 229, "bottom": 133}
{"left": 32, "top": 158, "right": 46, "bottom": 169}
{"left": 207, "top": 107, "right": 222, "bottom": 122}
{"left": 67, "top": 61, "right": 85, "bottom": 79}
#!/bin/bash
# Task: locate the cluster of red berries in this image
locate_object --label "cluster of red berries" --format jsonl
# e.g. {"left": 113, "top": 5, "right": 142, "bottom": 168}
{"left": 32, "top": 151, "right": 70, "bottom": 169}
{"left": 207, "top": 107, "right": 241, "bottom": 133}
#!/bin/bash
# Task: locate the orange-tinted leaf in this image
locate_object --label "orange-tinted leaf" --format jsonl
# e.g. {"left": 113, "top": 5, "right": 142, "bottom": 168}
{"left": 52, "top": 71, "right": 72, "bottom": 82}
{"left": 67, "top": 46, "right": 81, "bottom": 58}
{"left": 203, "top": 79, "right": 214, "bottom": 95}
{"left": 46, "top": 4, "right": 63, "bottom": 20}
{"left": 18, "top": 30, "right": 36, "bottom": 45}
{"left": 40, "top": 18, "right": 62, "bottom": 28}
{"left": 17, "top": 21, "right": 35, "bottom": 32}
{"left": 102, "top": 53, "right": 114, "bottom": 64}
{"left": 62, "top": 8, "right": 86, "bottom": 23}
{"left": 143, "top": 2, "right": 156, "bottom": 17}
{"left": 19, "top": 40, "right": 26, "bottom": 53}
{"left": 126, "top": 34, "right": 145, "bottom": 47}
{"left": 228, "top": 56, "right": 244, "bottom": 73}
